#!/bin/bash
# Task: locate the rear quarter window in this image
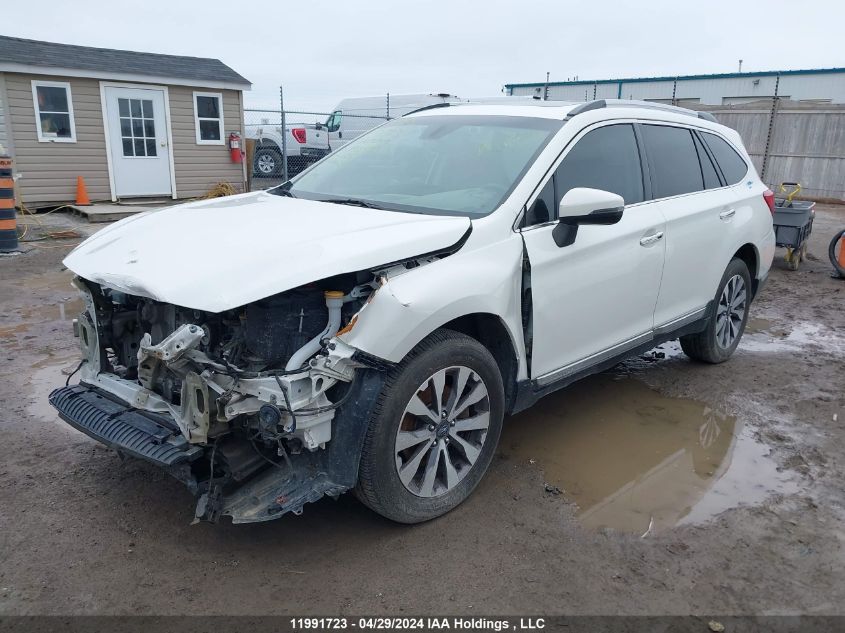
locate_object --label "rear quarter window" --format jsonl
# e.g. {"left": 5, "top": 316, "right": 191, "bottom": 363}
{"left": 701, "top": 132, "right": 749, "bottom": 185}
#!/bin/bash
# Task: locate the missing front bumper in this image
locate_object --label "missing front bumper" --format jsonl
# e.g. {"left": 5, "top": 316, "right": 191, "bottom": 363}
{"left": 48, "top": 383, "right": 362, "bottom": 524}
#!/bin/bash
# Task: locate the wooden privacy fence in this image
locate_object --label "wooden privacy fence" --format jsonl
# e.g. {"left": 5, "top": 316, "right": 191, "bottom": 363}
{"left": 696, "top": 100, "right": 845, "bottom": 201}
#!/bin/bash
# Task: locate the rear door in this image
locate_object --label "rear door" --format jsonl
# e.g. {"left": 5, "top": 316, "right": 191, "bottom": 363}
{"left": 522, "top": 123, "right": 666, "bottom": 383}
{"left": 642, "top": 124, "right": 743, "bottom": 327}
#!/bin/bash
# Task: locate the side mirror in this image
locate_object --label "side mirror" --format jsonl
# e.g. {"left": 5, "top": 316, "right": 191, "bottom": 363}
{"left": 552, "top": 187, "right": 625, "bottom": 247}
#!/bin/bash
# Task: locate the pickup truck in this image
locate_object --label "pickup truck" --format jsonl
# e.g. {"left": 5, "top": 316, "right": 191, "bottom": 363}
{"left": 248, "top": 94, "right": 460, "bottom": 178}
{"left": 247, "top": 121, "right": 330, "bottom": 178}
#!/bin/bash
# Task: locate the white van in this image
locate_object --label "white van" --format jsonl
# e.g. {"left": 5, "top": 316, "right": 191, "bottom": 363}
{"left": 320, "top": 93, "right": 461, "bottom": 149}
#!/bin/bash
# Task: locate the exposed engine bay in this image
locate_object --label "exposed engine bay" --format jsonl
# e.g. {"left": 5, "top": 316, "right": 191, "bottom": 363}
{"left": 75, "top": 271, "right": 375, "bottom": 445}
{"left": 61, "top": 263, "right": 415, "bottom": 522}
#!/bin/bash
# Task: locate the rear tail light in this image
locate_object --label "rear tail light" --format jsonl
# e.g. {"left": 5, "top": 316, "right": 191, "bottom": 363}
{"left": 763, "top": 189, "right": 775, "bottom": 215}
{"left": 292, "top": 128, "right": 307, "bottom": 144}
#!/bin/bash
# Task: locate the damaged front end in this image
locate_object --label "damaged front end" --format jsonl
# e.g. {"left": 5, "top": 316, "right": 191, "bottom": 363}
{"left": 50, "top": 272, "right": 389, "bottom": 523}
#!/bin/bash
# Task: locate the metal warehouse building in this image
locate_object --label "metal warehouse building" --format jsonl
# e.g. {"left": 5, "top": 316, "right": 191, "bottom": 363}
{"left": 505, "top": 68, "right": 845, "bottom": 105}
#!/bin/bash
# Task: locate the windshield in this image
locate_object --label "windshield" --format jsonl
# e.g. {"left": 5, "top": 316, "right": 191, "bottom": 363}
{"left": 277, "top": 114, "right": 562, "bottom": 217}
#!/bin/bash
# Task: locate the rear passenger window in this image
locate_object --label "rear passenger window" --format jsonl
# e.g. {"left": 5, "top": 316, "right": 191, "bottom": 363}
{"left": 555, "top": 124, "right": 644, "bottom": 205}
{"left": 701, "top": 132, "right": 748, "bottom": 185}
{"left": 641, "top": 125, "right": 703, "bottom": 198}
{"left": 693, "top": 133, "right": 722, "bottom": 189}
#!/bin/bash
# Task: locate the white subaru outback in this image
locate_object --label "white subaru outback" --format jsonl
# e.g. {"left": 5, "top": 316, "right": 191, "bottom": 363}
{"left": 52, "top": 99, "right": 775, "bottom": 524}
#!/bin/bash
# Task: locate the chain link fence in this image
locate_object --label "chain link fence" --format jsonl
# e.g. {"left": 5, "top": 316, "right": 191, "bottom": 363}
{"left": 244, "top": 97, "right": 392, "bottom": 191}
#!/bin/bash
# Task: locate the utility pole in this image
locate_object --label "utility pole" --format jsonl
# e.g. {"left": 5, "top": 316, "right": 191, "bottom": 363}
{"left": 279, "top": 85, "right": 288, "bottom": 182}
{"left": 543, "top": 72, "right": 550, "bottom": 101}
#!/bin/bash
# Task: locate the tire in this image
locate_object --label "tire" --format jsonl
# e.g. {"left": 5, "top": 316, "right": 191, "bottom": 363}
{"left": 680, "top": 258, "right": 751, "bottom": 364}
{"left": 253, "top": 147, "right": 282, "bottom": 177}
{"left": 355, "top": 329, "right": 505, "bottom": 523}
{"left": 829, "top": 228, "right": 845, "bottom": 278}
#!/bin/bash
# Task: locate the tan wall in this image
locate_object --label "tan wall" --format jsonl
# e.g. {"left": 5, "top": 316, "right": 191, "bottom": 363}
{"left": 4, "top": 72, "right": 245, "bottom": 206}
{"left": 167, "top": 85, "right": 245, "bottom": 198}
{"left": 0, "top": 74, "right": 9, "bottom": 153}
{"left": 5, "top": 73, "right": 111, "bottom": 206}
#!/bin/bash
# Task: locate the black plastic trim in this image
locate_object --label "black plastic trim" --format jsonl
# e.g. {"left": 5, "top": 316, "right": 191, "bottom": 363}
{"left": 508, "top": 302, "right": 713, "bottom": 414}
{"left": 49, "top": 385, "right": 201, "bottom": 467}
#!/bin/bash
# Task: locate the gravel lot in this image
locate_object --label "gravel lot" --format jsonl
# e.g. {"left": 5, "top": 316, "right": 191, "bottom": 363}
{"left": 1, "top": 205, "right": 843, "bottom": 616}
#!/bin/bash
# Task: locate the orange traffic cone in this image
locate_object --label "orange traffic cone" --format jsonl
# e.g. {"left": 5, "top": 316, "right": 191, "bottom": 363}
{"left": 75, "top": 176, "right": 91, "bottom": 206}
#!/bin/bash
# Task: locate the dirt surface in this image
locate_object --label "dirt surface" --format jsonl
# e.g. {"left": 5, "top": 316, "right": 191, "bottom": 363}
{"left": 1, "top": 207, "right": 844, "bottom": 616}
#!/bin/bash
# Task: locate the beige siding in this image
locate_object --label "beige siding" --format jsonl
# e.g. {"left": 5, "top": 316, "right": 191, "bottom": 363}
{"left": 0, "top": 74, "right": 8, "bottom": 153}
{"left": 5, "top": 73, "right": 111, "bottom": 206}
{"left": 168, "top": 86, "right": 245, "bottom": 198}
{"left": 5, "top": 72, "right": 246, "bottom": 206}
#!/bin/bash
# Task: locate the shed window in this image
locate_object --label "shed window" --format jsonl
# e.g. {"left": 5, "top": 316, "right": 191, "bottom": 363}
{"left": 32, "top": 81, "right": 76, "bottom": 142}
{"left": 193, "top": 92, "right": 224, "bottom": 144}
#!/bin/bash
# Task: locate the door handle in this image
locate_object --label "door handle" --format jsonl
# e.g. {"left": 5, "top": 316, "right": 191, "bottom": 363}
{"left": 719, "top": 208, "right": 736, "bottom": 220}
{"left": 639, "top": 231, "right": 664, "bottom": 246}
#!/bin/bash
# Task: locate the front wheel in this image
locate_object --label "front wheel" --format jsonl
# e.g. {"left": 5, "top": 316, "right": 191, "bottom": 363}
{"left": 355, "top": 330, "right": 505, "bottom": 523}
{"left": 680, "top": 258, "right": 751, "bottom": 363}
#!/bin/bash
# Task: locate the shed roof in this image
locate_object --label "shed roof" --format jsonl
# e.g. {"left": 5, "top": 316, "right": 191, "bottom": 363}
{"left": 0, "top": 35, "right": 251, "bottom": 89}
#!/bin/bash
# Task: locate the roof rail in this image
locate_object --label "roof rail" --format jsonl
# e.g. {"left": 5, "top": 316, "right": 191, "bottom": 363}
{"left": 403, "top": 102, "right": 452, "bottom": 117}
{"left": 566, "top": 99, "right": 719, "bottom": 123}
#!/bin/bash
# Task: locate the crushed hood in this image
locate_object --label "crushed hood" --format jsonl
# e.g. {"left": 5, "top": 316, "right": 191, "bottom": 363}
{"left": 63, "top": 192, "right": 471, "bottom": 312}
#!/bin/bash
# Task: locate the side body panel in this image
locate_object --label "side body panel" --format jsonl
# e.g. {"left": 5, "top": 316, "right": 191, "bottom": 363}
{"left": 522, "top": 206, "right": 665, "bottom": 379}
{"left": 338, "top": 233, "right": 529, "bottom": 380}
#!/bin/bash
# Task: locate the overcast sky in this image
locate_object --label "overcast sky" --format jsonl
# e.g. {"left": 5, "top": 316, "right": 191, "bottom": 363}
{"left": 6, "top": 0, "right": 845, "bottom": 114}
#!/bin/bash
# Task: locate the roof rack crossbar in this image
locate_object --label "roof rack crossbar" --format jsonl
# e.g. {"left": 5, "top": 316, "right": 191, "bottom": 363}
{"left": 565, "top": 99, "right": 719, "bottom": 123}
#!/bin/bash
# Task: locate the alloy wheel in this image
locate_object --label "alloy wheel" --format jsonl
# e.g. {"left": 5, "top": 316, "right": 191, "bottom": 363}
{"left": 716, "top": 274, "right": 747, "bottom": 348}
{"left": 256, "top": 153, "right": 276, "bottom": 175}
{"left": 394, "top": 366, "right": 490, "bottom": 498}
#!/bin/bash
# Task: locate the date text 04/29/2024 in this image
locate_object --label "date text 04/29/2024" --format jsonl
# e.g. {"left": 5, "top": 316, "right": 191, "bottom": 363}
{"left": 289, "top": 618, "right": 546, "bottom": 631}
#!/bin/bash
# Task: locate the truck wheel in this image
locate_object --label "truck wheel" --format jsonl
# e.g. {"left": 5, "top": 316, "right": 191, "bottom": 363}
{"left": 254, "top": 147, "right": 282, "bottom": 177}
{"left": 356, "top": 330, "right": 504, "bottom": 523}
{"left": 680, "top": 258, "right": 751, "bottom": 363}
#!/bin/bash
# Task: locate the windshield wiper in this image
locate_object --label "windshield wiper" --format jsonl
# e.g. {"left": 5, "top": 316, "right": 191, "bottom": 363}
{"left": 269, "top": 185, "right": 296, "bottom": 198}
{"left": 319, "top": 198, "right": 386, "bottom": 210}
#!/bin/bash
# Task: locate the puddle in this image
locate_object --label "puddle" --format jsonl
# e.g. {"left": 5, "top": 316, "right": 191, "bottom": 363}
{"left": 21, "top": 353, "right": 82, "bottom": 431}
{"left": 745, "top": 317, "right": 773, "bottom": 334}
{"left": 504, "top": 375, "right": 798, "bottom": 535}
{"left": 739, "top": 321, "right": 845, "bottom": 355}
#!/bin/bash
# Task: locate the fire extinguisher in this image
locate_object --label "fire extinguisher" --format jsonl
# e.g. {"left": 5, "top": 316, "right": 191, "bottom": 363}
{"left": 228, "top": 132, "right": 243, "bottom": 163}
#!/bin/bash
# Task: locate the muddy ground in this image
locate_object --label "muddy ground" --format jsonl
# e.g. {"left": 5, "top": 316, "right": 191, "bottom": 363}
{"left": 0, "top": 206, "right": 843, "bottom": 616}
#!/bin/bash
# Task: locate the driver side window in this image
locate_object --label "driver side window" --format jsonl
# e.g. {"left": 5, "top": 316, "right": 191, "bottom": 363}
{"left": 326, "top": 110, "right": 342, "bottom": 133}
{"left": 523, "top": 123, "right": 644, "bottom": 228}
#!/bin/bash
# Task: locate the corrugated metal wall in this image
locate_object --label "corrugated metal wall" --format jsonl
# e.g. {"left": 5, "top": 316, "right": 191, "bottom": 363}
{"left": 509, "top": 71, "right": 845, "bottom": 105}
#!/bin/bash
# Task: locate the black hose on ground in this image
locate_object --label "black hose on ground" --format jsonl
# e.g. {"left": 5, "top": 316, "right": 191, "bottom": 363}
{"left": 829, "top": 228, "right": 845, "bottom": 279}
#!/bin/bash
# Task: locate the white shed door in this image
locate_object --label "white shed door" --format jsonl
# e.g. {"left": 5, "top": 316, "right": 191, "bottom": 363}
{"left": 104, "top": 86, "right": 172, "bottom": 197}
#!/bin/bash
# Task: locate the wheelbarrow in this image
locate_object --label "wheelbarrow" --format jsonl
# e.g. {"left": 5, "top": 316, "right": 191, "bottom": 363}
{"left": 772, "top": 182, "right": 815, "bottom": 271}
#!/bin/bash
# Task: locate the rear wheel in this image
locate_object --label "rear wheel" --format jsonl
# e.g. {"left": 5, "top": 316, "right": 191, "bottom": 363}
{"left": 355, "top": 330, "right": 504, "bottom": 523}
{"left": 253, "top": 147, "right": 282, "bottom": 177}
{"left": 680, "top": 258, "right": 751, "bottom": 363}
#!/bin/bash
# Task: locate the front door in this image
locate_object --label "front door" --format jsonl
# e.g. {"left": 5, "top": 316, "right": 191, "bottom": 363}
{"left": 104, "top": 86, "right": 172, "bottom": 197}
{"left": 521, "top": 122, "right": 666, "bottom": 383}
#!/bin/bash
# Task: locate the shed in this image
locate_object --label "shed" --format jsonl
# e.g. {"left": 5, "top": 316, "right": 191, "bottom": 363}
{"left": 0, "top": 35, "right": 251, "bottom": 208}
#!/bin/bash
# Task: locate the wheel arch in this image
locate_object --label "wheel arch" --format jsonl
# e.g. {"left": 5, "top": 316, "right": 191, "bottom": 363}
{"left": 733, "top": 242, "right": 760, "bottom": 296}
{"left": 438, "top": 313, "right": 520, "bottom": 412}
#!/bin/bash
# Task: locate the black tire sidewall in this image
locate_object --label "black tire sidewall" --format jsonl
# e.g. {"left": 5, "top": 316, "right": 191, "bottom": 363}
{"left": 359, "top": 332, "right": 504, "bottom": 523}
{"left": 704, "top": 258, "right": 752, "bottom": 361}
{"left": 254, "top": 148, "right": 281, "bottom": 176}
